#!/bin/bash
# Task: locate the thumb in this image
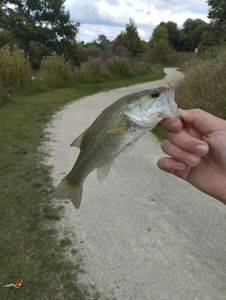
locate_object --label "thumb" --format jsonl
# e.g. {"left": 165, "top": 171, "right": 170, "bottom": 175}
{"left": 181, "top": 109, "right": 226, "bottom": 134}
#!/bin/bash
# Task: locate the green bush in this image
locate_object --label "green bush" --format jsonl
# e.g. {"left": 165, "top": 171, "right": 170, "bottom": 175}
{"left": 38, "top": 53, "right": 74, "bottom": 89}
{"left": 176, "top": 49, "right": 226, "bottom": 119}
{"left": 167, "top": 51, "right": 195, "bottom": 67}
{"left": 76, "top": 58, "right": 111, "bottom": 83}
{"left": 107, "top": 56, "right": 131, "bottom": 77}
{"left": 0, "top": 45, "right": 32, "bottom": 93}
{"left": 132, "top": 61, "right": 152, "bottom": 75}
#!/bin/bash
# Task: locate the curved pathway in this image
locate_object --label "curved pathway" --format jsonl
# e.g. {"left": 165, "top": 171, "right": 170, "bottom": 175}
{"left": 44, "top": 68, "right": 226, "bottom": 300}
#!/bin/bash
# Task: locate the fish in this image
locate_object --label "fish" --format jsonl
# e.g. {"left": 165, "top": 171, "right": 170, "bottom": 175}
{"left": 54, "top": 86, "right": 180, "bottom": 208}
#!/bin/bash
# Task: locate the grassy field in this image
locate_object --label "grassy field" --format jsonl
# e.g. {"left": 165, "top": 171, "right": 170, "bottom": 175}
{"left": 0, "top": 67, "right": 164, "bottom": 300}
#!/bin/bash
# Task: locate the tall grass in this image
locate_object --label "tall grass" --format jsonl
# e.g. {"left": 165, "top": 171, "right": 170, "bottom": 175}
{"left": 106, "top": 56, "right": 132, "bottom": 77}
{"left": 0, "top": 46, "right": 31, "bottom": 92}
{"left": 0, "top": 46, "right": 32, "bottom": 104}
{"left": 38, "top": 53, "right": 74, "bottom": 89}
{"left": 0, "top": 45, "right": 156, "bottom": 106}
{"left": 75, "top": 57, "right": 111, "bottom": 83}
{"left": 176, "top": 49, "right": 226, "bottom": 119}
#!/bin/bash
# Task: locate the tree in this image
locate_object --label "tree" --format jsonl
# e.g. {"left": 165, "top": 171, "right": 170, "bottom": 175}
{"left": 160, "top": 21, "right": 180, "bottom": 50}
{"left": 149, "top": 26, "right": 172, "bottom": 63}
{"left": 0, "top": 29, "right": 15, "bottom": 48}
{"left": 96, "top": 34, "right": 110, "bottom": 51}
{"left": 0, "top": 0, "right": 79, "bottom": 67}
{"left": 208, "top": 0, "right": 226, "bottom": 23}
{"left": 178, "top": 19, "right": 208, "bottom": 52}
{"left": 208, "top": 0, "right": 226, "bottom": 43}
{"left": 114, "top": 18, "right": 141, "bottom": 56}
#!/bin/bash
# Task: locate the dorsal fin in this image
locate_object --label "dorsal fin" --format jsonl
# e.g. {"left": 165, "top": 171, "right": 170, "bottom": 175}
{"left": 70, "top": 130, "right": 86, "bottom": 148}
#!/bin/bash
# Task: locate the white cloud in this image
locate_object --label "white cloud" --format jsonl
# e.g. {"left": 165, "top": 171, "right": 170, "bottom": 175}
{"left": 65, "top": 0, "right": 209, "bottom": 42}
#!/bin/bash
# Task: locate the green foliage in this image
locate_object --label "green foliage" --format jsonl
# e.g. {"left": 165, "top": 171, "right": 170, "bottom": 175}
{"left": 114, "top": 18, "right": 141, "bottom": 56}
{"left": 149, "top": 26, "right": 172, "bottom": 64}
{"left": 76, "top": 56, "right": 141, "bottom": 82}
{"left": 178, "top": 19, "right": 209, "bottom": 52}
{"left": 208, "top": 0, "right": 226, "bottom": 23}
{"left": 198, "top": 28, "right": 216, "bottom": 51}
{"left": 156, "top": 18, "right": 209, "bottom": 53}
{"left": 0, "top": 45, "right": 161, "bottom": 104}
{"left": 38, "top": 53, "right": 74, "bottom": 89}
{"left": 0, "top": 29, "right": 15, "bottom": 48}
{"left": 0, "top": 45, "right": 31, "bottom": 93}
{"left": 76, "top": 58, "right": 110, "bottom": 83}
{"left": 97, "top": 34, "right": 110, "bottom": 51}
{"left": 107, "top": 56, "right": 131, "bottom": 77}
{"left": 160, "top": 21, "right": 180, "bottom": 50}
{"left": 132, "top": 61, "right": 152, "bottom": 75}
{"left": 81, "top": 45, "right": 102, "bottom": 61}
{"left": 115, "top": 45, "right": 131, "bottom": 57}
{"left": 167, "top": 51, "right": 195, "bottom": 67}
{"left": 176, "top": 49, "right": 226, "bottom": 119}
{"left": 208, "top": 0, "right": 226, "bottom": 44}
{"left": 0, "top": 0, "right": 79, "bottom": 67}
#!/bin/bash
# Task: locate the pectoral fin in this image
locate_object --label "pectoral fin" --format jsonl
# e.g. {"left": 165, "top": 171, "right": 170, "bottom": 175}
{"left": 70, "top": 130, "right": 86, "bottom": 148}
{"left": 97, "top": 162, "right": 112, "bottom": 182}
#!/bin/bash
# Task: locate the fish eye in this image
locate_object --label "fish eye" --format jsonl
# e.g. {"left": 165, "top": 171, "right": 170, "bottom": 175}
{"left": 151, "top": 89, "right": 160, "bottom": 98}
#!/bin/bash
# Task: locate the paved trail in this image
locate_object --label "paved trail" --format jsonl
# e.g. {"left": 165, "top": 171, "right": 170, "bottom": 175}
{"left": 44, "top": 68, "right": 226, "bottom": 300}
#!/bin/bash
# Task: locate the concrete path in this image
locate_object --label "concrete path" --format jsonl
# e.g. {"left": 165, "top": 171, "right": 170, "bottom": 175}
{"left": 44, "top": 68, "right": 226, "bottom": 300}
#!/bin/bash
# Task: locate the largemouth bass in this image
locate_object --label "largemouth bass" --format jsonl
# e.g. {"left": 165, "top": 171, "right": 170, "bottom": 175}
{"left": 54, "top": 87, "right": 180, "bottom": 208}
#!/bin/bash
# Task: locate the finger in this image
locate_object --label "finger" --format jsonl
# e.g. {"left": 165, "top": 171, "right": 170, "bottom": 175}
{"left": 183, "top": 124, "right": 202, "bottom": 139}
{"left": 167, "top": 130, "right": 209, "bottom": 156}
{"left": 157, "top": 157, "right": 186, "bottom": 174}
{"left": 181, "top": 109, "right": 226, "bottom": 134}
{"left": 161, "top": 139, "right": 200, "bottom": 167}
{"left": 162, "top": 118, "right": 183, "bottom": 132}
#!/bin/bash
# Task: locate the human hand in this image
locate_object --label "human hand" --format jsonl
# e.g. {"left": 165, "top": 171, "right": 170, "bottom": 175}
{"left": 157, "top": 109, "right": 226, "bottom": 205}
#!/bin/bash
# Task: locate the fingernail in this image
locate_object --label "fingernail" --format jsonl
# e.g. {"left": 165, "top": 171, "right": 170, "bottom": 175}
{"left": 196, "top": 144, "right": 208, "bottom": 154}
{"left": 186, "top": 154, "right": 199, "bottom": 166}
{"left": 175, "top": 162, "right": 186, "bottom": 170}
{"left": 170, "top": 122, "right": 178, "bottom": 131}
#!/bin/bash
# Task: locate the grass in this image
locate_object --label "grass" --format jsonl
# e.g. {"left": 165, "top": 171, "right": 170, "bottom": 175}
{"left": 176, "top": 49, "right": 226, "bottom": 119}
{"left": 153, "top": 49, "right": 226, "bottom": 142}
{"left": 0, "top": 66, "right": 164, "bottom": 300}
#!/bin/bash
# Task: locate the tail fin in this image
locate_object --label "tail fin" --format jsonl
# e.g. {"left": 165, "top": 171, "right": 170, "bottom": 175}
{"left": 54, "top": 177, "right": 83, "bottom": 209}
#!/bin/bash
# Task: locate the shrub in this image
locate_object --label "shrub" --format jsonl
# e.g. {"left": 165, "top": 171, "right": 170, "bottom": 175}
{"left": 107, "top": 56, "right": 131, "bottom": 77}
{"left": 0, "top": 45, "right": 32, "bottom": 93}
{"left": 167, "top": 51, "right": 195, "bottom": 67}
{"left": 132, "top": 61, "right": 152, "bottom": 75}
{"left": 76, "top": 58, "right": 111, "bottom": 83}
{"left": 176, "top": 49, "right": 226, "bottom": 119}
{"left": 38, "top": 53, "right": 74, "bottom": 89}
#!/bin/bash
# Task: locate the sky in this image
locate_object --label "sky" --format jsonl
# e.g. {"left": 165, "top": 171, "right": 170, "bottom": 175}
{"left": 65, "top": 0, "right": 209, "bottom": 42}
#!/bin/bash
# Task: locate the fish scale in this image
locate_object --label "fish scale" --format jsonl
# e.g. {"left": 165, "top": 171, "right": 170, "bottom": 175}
{"left": 54, "top": 87, "right": 179, "bottom": 208}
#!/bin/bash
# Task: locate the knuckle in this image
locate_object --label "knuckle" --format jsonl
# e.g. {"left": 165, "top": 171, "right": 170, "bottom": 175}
{"left": 191, "top": 108, "right": 202, "bottom": 115}
{"left": 161, "top": 139, "right": 169, "bottom": 151}
{"left": 174, "top": 147, "right": 183, "bottom": 159}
